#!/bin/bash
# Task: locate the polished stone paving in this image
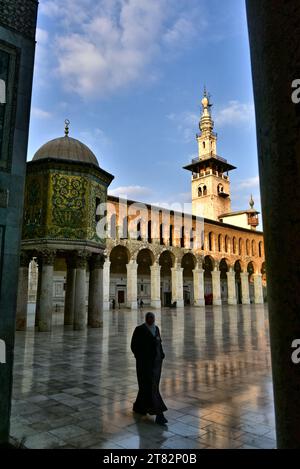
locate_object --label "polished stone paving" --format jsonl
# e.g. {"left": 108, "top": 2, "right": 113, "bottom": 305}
{"left": 10, "top": 305, "right": 276, "bottom": 449}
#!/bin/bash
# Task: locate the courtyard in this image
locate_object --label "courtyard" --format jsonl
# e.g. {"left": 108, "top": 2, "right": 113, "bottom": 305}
{"left": 10, "top": 305, "right": 276, "bottom": 449}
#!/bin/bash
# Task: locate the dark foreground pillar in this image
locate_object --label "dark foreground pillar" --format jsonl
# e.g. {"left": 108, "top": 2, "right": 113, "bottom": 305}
{"left": 246, "top": 0, "right": 300, "bottom": 448}
{"left": 0, "top": 1, "right": 38, "bottom": 445}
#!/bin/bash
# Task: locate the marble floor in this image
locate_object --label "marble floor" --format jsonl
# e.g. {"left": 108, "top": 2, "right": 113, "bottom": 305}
{"left": 10, "top": 305, "right": 276, "bottom": 449}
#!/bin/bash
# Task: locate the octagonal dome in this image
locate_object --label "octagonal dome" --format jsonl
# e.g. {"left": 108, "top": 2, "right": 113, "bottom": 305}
{"left": 32, "top": 136, "right": 99, "bottom": 167}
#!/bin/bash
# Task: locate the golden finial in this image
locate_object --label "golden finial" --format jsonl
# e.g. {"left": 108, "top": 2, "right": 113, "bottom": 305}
{"left": 250, "top": 194, "right": 255, "bottom": 209}
{"left": 64, "top": 119, "right": 70, "bottom": 137}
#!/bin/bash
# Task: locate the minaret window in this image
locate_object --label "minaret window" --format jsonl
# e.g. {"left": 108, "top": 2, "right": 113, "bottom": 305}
{"left": 203, "top": 142, "right": 205, "bottom": 149}
{"left": 203, "top": 185, "right": 207, "bottom": 196}
{"left": 198, "top": 186, "right": 202, "bottom": 197}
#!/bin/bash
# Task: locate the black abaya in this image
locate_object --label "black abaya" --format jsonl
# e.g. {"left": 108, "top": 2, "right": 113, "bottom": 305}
{"left": 131, "top": 323, "right": 167, "bottom": 415}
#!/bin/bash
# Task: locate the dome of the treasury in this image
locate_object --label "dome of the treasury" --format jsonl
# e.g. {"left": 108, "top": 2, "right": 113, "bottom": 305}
{"left": 32, "top": 134, "right": 99, "bottom": 167}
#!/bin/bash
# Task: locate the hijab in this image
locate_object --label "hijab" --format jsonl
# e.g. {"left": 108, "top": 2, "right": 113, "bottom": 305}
{"left": 145, "top": 312, "right": 156, "bottom": 336}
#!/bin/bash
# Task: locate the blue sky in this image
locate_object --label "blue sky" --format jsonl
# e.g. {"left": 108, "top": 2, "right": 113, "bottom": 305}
{"left": 28, "top": 0, "right": 261, "bottom": 220}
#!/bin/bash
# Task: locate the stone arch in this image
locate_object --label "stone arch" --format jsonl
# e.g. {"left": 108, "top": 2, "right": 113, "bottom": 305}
{"left": 219, "top": 258, "right": 229, "bottom": 304}
{"left": 247, "top": 261, "right": 255, "bottom": 302}
{"left": 181, "top": 253, "right": 197, "bottom": 306}
{"left": 203, "top": 255, "right": 215, "bottom": 304}
{"left": 136, "top": 248, "right": 154, "bottom": 305}
{"left": 109, "top": 245, "right": 131, "bottom": 306}
{"left": 234, "top": 260, "right": 242, "bottom": 304}
{"left": 159, "top": 250, "right": 175, "bottom": 306}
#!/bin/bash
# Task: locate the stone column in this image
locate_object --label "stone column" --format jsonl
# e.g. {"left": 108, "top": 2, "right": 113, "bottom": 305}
{"left": 73, "top": 251, "right": 88, "bottom": 331}
{"left": 171, "top": 264, "right": 184, "bottom": 307}
{"left": 193, "top": 267, "right": 205, "bottom": 307}
{"left": 88, "top": 254, "right": 104, "bottom": 328}
{"left": 150, "top": 262, "right": 161, "bottom": 309}
{"left": 39, "top": 250, "right": 56, "bottom": 332}
{"left": 246, "top": 1, "right": 300, "bottom": 447}
{"left": 34, "top": 257, "right": 42, "bottom": 328}
{"left": 253, "top": 273, "right": 264, "bottom": 304}
{"left": 16, "top": 252, "right": 30, "bottom": 331}
{"left": 126, "top": 260, "right": 138, "bottom": 309}
{"left": 211, "top": 269, "right": 222, "bottom": 306}
{"left": 103, "top": 259, "right": 111, "bottom": 311}
{"left": 240, "top": 272, "right": 250, "bottom": 305}
{"left": 64, "top": 256, "right": 76, "bottom": 326}
{"left": 227, "top": 269, "right": 237, "bottom": 305}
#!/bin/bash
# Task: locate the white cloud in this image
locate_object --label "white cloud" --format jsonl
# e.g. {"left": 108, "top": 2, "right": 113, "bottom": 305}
{"left": 236, "top": 176, "right": 260, "bottom": 190}
{"left": 109, "top": 185, "right": 153, "bottom": 199}
{"left": 31, "top": 107, "right": 53, "bottom": 119}
{"left": 167, "top": 111, "right": 198, "bottom": 143}
{"left": 39, "top": 0, "right": 205, "bottom": 98}
{"left": 214, "top": 101, "right": 255, "bottom": 127}
{"left": 36, "top": 28, "right": 49, "bottom": 44}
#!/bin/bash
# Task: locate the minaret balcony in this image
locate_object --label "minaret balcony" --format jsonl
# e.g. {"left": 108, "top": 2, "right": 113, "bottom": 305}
{"left": 218, "top": 191, "right": 229, "bottom": 199}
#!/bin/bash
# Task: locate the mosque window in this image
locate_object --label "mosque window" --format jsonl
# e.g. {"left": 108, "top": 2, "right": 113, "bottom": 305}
{"left": 209, "top": 232, "right": 213, "bottom": 251}
{"left": 218, "top": 234, "right": 222, "bottom": 252}
{"left": 110, "top": 214, "right": 117, "bottom": 239}
{"left": 137, "top": 221, "right": 142, "bottom": 241}
{"left": 203, "top": 186, "right": 207, "bottom": 196}
{"left": 148, "top": 221, "right": 152, "bottom": 243}
{"left": 181, "top": 226, "right": 185, "bottom": 248}
{"left": 198, "top": 186, "right": 202, "bottom": 197}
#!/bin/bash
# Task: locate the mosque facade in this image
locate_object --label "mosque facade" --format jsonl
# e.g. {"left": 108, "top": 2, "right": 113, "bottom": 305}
{"left": 16, "top": 92, "right": 266, "bottom": 332}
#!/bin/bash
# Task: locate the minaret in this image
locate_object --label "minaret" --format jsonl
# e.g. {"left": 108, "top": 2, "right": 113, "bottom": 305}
{"left": 183, "top": 89, "right": 236, "bottom": 220}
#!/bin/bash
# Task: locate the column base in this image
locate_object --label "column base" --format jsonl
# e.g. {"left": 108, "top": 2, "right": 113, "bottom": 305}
{"left": 90, "top": 320, "right": 103, "bottom": 328}
{"left": 213, "top": 299, "right": 222, "bottom": 306}
{"left": 194, "top": 299, "right": 205, "bottom": 307}
{"left": 176, "top": 300, "right": 184, "bottom": 308}
{"left": 127, "top": 301, "right": 138, "bottom": 310}
{"left": 151, "top": 300, "right": 161, "bottom": 309}
{"left": 228, "top": 298, "right": 237, "bottom": 305}
{"left": 254, "top": 297, "right": 264, "bottom": 304}
{"left": 38, "top": 321, "right": 51, "bottom": 332}
{"left": 242, "top": 299, "right": 250, "bottom": 305}
{"left": 73, "top": 323, "right": 86, "bottom": 331}
{"left": 103, "top": 301, "right": 110, "bottom": 311}
{"left": 16, "top": 318, "right": 27, "bottom": 331}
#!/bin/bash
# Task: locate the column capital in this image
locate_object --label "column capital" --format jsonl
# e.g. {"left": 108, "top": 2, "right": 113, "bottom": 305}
{"left": 150, "top": 262, "right": 161, "bottom": 271}
{"left": 90, "top": 253, "right": 105, "bottom": 270}
{"left": 75, "top": 250, "right": 90, "bottom": 269}
{"left": 19, "top": 251, "right": 31, "bottom": 268}
{"left": 40, "top": 249, "right": 56, "bottom": 266}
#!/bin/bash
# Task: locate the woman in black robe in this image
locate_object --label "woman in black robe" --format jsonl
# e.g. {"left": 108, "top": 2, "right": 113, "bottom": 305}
{"left": 131, "top": 312, "right": 168, "bottom": 425}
